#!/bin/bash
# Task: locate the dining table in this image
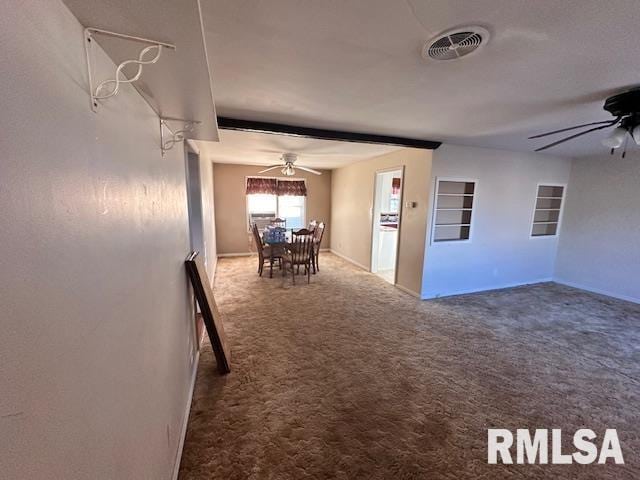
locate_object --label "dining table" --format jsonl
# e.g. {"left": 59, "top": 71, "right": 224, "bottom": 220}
{"left": 261, "top": 230, "right": 292, "bottom": 278}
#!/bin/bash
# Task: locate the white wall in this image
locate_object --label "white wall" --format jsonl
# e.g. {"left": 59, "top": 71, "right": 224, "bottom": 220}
{"left": 555, "top": 152, "right": 640, "bottom": 303}
{"left": 0, "top": 1, "right": 199, "bottom": 478}
{"left": 199, "top": 156, "right": 218, "bottom": 284}
{"left": 185, "top": 148, "right": 217, "bottom": 284}
{"left": 422, "top": 144, "right": 572, "bottom": 298}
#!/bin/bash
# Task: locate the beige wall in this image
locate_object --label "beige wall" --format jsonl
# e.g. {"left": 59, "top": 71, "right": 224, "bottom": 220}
{"left": 1, "top": 1, "right": 199, "bottom": 478}
{"left": 331, "top": 148, "right": 432, "bottom": 295}
{"left": 213, "top": 163, "right": 332, "bottom": 254}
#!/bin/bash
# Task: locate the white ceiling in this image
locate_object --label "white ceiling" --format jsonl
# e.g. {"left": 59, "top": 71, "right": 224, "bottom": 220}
{"left": 196, "top": 130, "right": 401, "bottom": 169}
{"left": 200, "top": 0, "right": 640, "bottom": 158}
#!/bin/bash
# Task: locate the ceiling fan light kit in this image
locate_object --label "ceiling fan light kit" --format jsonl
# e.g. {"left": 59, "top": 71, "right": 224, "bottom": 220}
{"left": 282, "top": 164, "right": 295, "bottom": 176}
{"left": 529, "top": 87, "right": 640, "bottom": 156}
{"left": 632, "top": 125, "right": 640, "bottom": 146}
{"left": 258, "top": 153, "right": 322, "bottom": 176}
{"left": 602, "top": 127, "right": 627, "bottom": 149}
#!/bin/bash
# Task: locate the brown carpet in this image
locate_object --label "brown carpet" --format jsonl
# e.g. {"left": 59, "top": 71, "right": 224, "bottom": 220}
{"left": 178, "top": 254, "right": 640, "bottom": 479}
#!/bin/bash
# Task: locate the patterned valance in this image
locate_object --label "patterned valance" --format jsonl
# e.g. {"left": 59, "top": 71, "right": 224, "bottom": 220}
{"left": 246, "top": 177, "right": 307, "bottom": 196}
{"left": 392, "top": 177, "right": 401, "bottom": 195}
{"left": 246, "top": 177, "right": 277, "bottom": 195}
{"left": 277, "top": 179, "right": 307, "bottom": 197}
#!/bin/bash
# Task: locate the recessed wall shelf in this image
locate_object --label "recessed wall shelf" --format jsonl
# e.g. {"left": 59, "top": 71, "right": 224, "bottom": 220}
{"left": 160, "top": 117, "right": 201, "bottom": 156}
{"left": 432, "top": 180, "right": 476, "bottom": 242}
{"left": 531, "top": 185, "right": 565, "bottom": 237}
{"left": 84, "top": 27, "right": 176, "bottom": 112}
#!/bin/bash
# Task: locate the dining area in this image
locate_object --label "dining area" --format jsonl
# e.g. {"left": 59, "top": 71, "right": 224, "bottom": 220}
{"left": 251, "top": 219, "right": 326, "bottom": 284}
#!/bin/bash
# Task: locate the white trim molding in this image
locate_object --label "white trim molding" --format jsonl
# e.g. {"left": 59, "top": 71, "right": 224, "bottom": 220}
{"left": 217, "top": 252, "right": 255, "bottom": 258}
{"left": 171, "top": 350, "right": 200, "bottom": 480}
{"left": 553, "top": 279, "right": 640, "bottom": 305}
{"left": 421, "top": 278, "right": 554, "bottom": 300}
{"left": 395, "top": 284, "right": 421, "bottom": 298}
{"left": 329, "top": 249, "right": 369, "bottom": 271}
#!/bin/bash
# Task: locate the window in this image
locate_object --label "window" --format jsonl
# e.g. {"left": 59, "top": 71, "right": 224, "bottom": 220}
{"left": 432, "top": 179, "right": 476, "bottom": 242}
{"left": 246, "top": 178, "right": 306, "bottom": 230}
{"left": 531, "top": 185, "right": 564, "bottom": 237}
{"left": 277, "top": 195, "right": 305, "bottom": 229}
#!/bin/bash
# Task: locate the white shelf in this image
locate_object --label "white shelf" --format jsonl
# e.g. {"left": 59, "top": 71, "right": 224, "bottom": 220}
{"left": 436, "top": 208, "right": 473, "bottom": 211}
{"left": 437, "top": 193, "right": 475, "bottom": 197}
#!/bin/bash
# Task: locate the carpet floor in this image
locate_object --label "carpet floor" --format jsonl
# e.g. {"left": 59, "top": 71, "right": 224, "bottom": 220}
{"left": 178, "top": 254, "right": 640, "bottom": 480}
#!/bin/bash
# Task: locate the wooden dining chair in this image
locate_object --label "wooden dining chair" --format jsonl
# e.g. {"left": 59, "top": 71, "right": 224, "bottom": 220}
{"left": 282, "top": 231, "right": 314, "bottom": 284}
{"left": 292, "top": 227, "right": 314, "bottom": 238}
{"left": 312, "top": 222, "right": 325, "bottom": 273}
{"left": 272, "top": 217, "right": 286, "bottom": 229}
{"left": 252, "top": 223, "right": 281, "bottom": 277}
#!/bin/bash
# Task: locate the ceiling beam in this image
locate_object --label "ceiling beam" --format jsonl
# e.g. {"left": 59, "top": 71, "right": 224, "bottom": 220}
{"left": 216, "top": 117, "right": 441, "bottom": 150}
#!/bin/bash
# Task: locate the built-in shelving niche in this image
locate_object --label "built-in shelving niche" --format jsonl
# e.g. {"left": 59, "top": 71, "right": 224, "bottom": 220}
{"left": 532, "top": 185, "right": 564, "bottom": 237}
{"left": 433, "top": 180, "right": 476, "bottom": 242}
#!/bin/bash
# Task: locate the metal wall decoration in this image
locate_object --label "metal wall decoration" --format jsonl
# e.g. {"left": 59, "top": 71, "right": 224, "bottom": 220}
{"left": 160, "top": 117, "right": 201, "bottom": 155}
{"left": 83, "top": 27, "right": 176, "bottom": 112}
{"left": 185, "top": 252, "right": 231, "bottom": 375}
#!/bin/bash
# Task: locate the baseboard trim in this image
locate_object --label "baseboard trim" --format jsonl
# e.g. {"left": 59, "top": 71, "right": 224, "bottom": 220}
{"left": 171, "top": 349, "right": 200, "bottom": 480}
{"left": 329, "top": 249, "right": 369, "bottom": 271}
{"left": 421, "top": 278, "right": 554, "bottom": 300}
{"left": 395, "top": 284, "right": 421, "bottom": 298}
{"left": 217, "top": 252, "right": 254, "bottom": 258}
{"left": 553, "top": 278, "right": 639, "bottom": 304}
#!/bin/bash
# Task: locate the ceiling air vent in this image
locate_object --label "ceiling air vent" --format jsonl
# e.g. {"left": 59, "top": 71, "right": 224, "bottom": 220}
{"left": 423, "top": 26, "right": 490, "bottom": 61}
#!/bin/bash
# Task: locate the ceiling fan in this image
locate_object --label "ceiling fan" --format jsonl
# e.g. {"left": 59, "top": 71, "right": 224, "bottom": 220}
{"left": 529, "top": 87, "right": 640, "bottom": 157}
{"left": 258, "top": 153, "right": 322, "bottom": 176}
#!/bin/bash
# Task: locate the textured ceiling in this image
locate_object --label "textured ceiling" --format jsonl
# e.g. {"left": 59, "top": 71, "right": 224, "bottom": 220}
{"left": 201, "top": 0, "right": 640, "bottom": 158}
{"left": 196, "top": 131, "right": 402, "bottom": 169}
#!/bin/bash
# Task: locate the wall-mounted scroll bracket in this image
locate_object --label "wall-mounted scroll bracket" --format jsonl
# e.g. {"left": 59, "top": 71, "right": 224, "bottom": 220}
{"left": 84, "top": 27, "right": 176, "bottom": 112}
{"left": 160, "top": 117, "right": 201, "bottom": 156}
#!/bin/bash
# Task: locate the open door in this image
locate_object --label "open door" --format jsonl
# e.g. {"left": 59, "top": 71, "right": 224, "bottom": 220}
{"left": 371, "top": 168, "right": 403, "bottom": 284}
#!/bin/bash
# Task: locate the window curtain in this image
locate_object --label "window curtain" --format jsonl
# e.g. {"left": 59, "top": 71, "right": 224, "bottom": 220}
{"left": 392, "top": 177, "right": 401, "bottom": 195}
{"left": 277, "top": 179, "right": 307, "bottom": 196}
{"left": 246, "top": 177, "right": 277, "bottom": 195}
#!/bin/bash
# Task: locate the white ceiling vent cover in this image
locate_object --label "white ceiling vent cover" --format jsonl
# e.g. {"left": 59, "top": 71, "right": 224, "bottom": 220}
{"left": 423, "top": 26, "right": 490, "bottom": 61}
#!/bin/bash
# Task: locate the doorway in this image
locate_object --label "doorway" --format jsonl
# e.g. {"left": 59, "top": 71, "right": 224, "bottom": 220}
{"left": 185, "top": 144, "right": 205, "bottom": 346}
{"left": 371, "top": 168, "right": 403, "bottom": 284}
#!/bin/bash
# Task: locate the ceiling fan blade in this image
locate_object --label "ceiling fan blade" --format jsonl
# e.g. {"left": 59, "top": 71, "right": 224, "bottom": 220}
{"left": 257, "top": 165, "right": 283, "bottom": 173}
{"left": 534, "top": 123, "right": 617, "bottom": 152}
{"left": 295, "top": 166, "right": 323, "bottom": 175}
{"left": 529, "top": 119, "right": 619, "bottom": 139}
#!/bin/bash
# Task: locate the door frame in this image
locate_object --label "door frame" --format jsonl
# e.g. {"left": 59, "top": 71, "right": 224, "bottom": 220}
{"left": 370, "top": 166, "right": 405, "bottom": 284}
{"left": 184, "top": 142, "right": 206, "bottom": 348}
